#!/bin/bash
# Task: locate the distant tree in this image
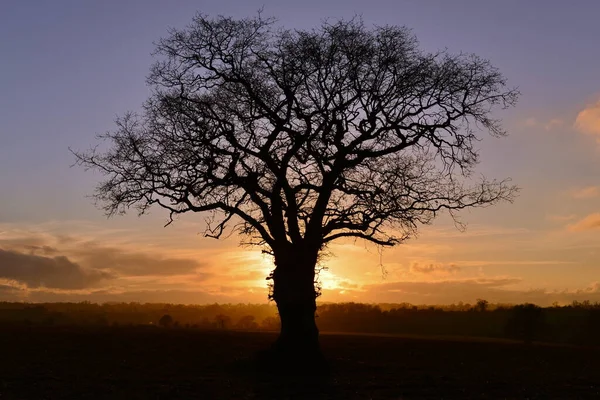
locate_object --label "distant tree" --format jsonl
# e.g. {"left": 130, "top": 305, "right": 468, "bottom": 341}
{"left": 158, "top": 314, "right": 174, "bottom": 328}
{"left": 236, "top": 315, "right": 259, "bottom": 330}
{"left": 214, "top": 314, "right": 231, "bottom": 330}
{"left": 73, "top": 14, "right": 518, "bottom": 362}
{"left": 475, "top": 299, "right": 489, "bottom": 312}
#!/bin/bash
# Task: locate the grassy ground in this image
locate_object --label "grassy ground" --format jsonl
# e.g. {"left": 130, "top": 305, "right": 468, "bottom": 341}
{"left": 0, "top": 326, "right": 598, "bottom": 399}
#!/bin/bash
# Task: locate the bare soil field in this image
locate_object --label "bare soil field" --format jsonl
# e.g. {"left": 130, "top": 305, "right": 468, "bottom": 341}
{"left": 0, "top": 326, "right": 598, "bottom": 399}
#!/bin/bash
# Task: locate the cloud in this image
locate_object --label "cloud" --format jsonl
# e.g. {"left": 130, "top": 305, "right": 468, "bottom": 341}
{"left": 410, "top": 262, "right": 461, "bottom": 274}
{"left": 1, "top": 220, "right": 599, "bottom": 306}
{"left": 346, "top": 277, "right": 524, "bottom": 304}
{"left": 71, "top": 244, "right": 206, "bottom": 277}
{"left": 575, "top": 99, "right": 600, "bottom": 142}
{"left": 361, "top": 277, "right": 521, "bottom": 299}
{"left": 572, "top": 186, "right": 599, "bottom": 199}
{"left": 23, "top": 245, "right": 59, "bottom": 255}
{"left": 23, "top": 287, "right": 270, "bottom": 305}
{"left": 229, "top": 271, "right": 268, "bottom": 281}
{"left": 545, "top": 118, "right": 564, "bottom": 130}
{"left": 0, "top": 283, "right": 27, "bottom": 301}
{"left": 371, "top": 277, "right": 522, "bottom": 291}
{"left": 524, "top": 117, "right": 564, "bottom": 131}
{"left": 0, "top": 229, "right": 209, "bottom": 278}
{"left": 546, "top": 214, "right": 576, "bottom": 222}
{"left": 347, "top": 278, "right": 600, "bottom": 306}
{"left": 456, "top": 260, "right": 575, "bottom": 267}
{"left": 576, "top": 281, "right": 600, "bottom": 294}
{"left": 567, "top": 213, "right": 600, "bottom": 232}
{"left": 0, "top": 235, "right": 47, "bottom": 249}
{"left": 0, "top": 248, "right": 112, "bottom": 289}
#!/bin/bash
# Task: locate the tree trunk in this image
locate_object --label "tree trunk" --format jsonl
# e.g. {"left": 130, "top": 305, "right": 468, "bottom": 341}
{"left": 270, "top": 247, "right": 321, "bottom": 362}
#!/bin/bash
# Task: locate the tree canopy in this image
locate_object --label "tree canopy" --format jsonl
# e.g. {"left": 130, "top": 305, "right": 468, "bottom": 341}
{"left": 74, "top": 15, "right": 518, "bottom": 255}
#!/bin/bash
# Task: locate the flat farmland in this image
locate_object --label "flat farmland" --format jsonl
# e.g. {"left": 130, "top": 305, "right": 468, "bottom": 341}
{"left": 0, "top": 327, "right": 598, "bottom": 399}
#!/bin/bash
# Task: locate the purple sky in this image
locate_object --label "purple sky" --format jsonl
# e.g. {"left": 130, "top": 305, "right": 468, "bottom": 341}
{"left": 1, "top": 1, "right": 600, "bottom": 305}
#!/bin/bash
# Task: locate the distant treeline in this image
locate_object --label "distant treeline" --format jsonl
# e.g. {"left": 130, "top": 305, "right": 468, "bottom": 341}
{"left": 1, "top": 300, "right": 599, "bottom": 346}
{"left": 0, "top": 302, "right": 280, "bottom": 331}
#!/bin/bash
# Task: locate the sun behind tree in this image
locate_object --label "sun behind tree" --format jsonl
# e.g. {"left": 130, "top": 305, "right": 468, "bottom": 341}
{"left": 73, "top": 13, "right": 518, "bottom": 366}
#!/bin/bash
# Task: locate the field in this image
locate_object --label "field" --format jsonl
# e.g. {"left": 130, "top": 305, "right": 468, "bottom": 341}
{"left": 1, "top": 327, "right": 599, "bottom": 399}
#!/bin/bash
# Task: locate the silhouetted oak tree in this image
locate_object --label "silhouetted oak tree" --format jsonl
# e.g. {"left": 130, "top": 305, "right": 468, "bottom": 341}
{"left": 74, "top": 14, "right": 518, "bottom": 361}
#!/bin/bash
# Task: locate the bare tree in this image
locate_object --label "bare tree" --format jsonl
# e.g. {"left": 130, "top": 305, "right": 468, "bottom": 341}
{"left": 475, "top": 298, "right": 490, "bottom": 312}
{"left": 73, "top": 14, "right": 518, "bottom": 362}
{"left": 158, "top": 314, "right": 173, "bottom": 328}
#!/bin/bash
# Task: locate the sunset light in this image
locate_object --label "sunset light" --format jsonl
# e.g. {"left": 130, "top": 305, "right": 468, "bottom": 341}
{"left": 1, "top": 2, "right": 599, "bottom": 308}
{"left": 2, "top": 2, "right": 600, "bottom": 397}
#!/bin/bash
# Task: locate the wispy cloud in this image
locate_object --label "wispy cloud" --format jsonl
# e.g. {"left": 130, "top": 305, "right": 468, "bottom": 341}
{"left": 546, "top": 214, "right": 577, "bottom": 222}
{"left": 567, "top": 213, "right": 600, "bottom": 232}
{"left": 8, "top": 286, "right": 270, "bottom": 305}
{"left": 410, "top": 262, "right": 461, "bottom": 275}
{"left": 365, "top": 277, "right": 523, "bottom": 292}
{"left": 343, "top": 278, "right": 600, "bottom": 306}
{"left": 571, "top": 186, "right": 600, "bottom": 199}
{"left": 574, "top": 281, "right": 600, "bottom": 294}
{"left": 575, "top": 99, "right": 600, "bottom": 144}
{"left": 524, "top": 117, "right": 564, "bottom": 131}
{"left": 454, "top": 260, "right": 575, "bottom": 267}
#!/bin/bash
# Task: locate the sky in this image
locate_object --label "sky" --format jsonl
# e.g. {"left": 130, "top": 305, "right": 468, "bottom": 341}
{"left": 1, "top": 0, "right": 600, "bottom": 306}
